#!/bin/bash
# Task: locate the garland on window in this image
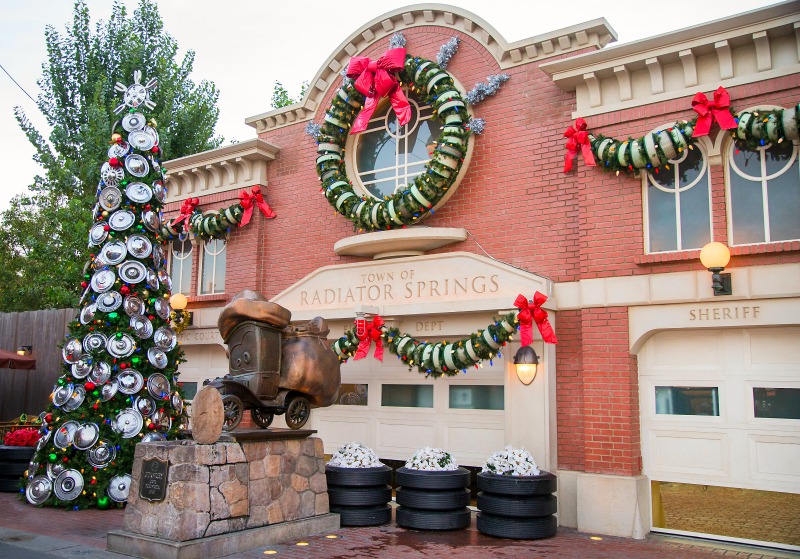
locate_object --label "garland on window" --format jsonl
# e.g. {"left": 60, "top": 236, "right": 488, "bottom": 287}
{"left": 564, "top": 86, "right": 800, "bottom": 176}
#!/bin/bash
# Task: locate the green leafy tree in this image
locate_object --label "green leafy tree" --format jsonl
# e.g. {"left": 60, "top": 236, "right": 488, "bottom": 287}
{"left": 270, "top": 80, "right": 309, "bottom": 109}
{"left": 0, "top": 0, "right": 221, "bottom": 311}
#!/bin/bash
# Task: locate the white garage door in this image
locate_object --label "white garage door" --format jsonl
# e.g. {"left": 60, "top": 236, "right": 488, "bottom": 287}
{"left": 639, "top": 327, "right": 800, "bottom": 494}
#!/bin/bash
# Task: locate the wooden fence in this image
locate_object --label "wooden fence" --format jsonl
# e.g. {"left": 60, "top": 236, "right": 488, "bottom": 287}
{"left": 0, "top": 309, "right": 75, "bottom": 421}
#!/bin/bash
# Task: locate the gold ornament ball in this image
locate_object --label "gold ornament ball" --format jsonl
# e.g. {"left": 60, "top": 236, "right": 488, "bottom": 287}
{"left": 102, "top": 211, "right": 109, "bottom": 217}
{"left": 111, "top": 133, "right": 122, "bottom": 143}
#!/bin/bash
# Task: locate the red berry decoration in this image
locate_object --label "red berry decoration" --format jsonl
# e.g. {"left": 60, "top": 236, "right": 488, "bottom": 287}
{"left": 120, "top": 285, "right": 130, "bottom": 295}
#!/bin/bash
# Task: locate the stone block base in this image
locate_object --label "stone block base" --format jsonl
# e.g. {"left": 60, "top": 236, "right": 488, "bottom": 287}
{"left": 108, "top": 513, "right": 339, "bottom": 559}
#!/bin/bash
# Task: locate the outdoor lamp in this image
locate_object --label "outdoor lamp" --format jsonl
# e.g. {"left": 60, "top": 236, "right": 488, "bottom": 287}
{"left": 16, "top": 345, "right": 32, "bottom": 356}
{"left": 170, "top": 292, "right": 188, "bottom": 310}
{"left": 514, "top": 345, "right": 539, "bottom": 385}
{"left": 700, "top": 242, "right": 732, "bottom": 296}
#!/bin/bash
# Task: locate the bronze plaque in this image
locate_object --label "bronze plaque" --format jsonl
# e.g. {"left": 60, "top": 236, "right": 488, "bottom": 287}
{"left": 139, "top": 457, "right": 169, "bottom": 502}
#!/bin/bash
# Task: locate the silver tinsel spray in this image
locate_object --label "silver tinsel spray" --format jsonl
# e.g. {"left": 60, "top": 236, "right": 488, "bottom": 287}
{"left": 305, "top": 122, "right": 322, "bottom": 139}
{"left": 437, "top": 37, "right": 460, "bottom": 69}
{"left": 389, "top": 31, "right": 407, "bottom": 49}
{"left": 465, "top": 74, "right": 510, "bottom": 105}
{"left": 467, "top": 117, "right": 486, "bottom": 135}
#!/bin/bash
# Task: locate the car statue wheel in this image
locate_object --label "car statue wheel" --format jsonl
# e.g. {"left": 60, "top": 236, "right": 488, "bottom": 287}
{"left": 285, "top": 395, "right": 310, "bottom": 430}
{"left": 251, "top": 407, "right": 274, "bottom": 429}
{"left": 221, "top": 394, "right": 243, "bottom": 431}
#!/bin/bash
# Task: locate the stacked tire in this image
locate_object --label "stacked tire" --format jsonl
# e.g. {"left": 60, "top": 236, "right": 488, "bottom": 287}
{"left": 476, "top": 471, "right": 558, "bottom": 539}
{"left": 395, "top": 467, "right": 471, "bottom": 530}
{"left": 0, "top": 446, "right": 34, "bottom": 493}
{"left": 325, "top": 464, "right": 392, "bottom": 526}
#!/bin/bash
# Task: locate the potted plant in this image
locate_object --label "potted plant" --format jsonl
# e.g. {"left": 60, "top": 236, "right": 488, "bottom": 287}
{"left": 1, "top": 427, "right": 40, "bottom": 492}
{"left": 395, "top": 447, "right": 471, "bottom": 530}
{"left": 325, "top": 442, "right": 392, "bottom": 526}
{"left": 476, "top": 446, "right": 557, "bottom": 539}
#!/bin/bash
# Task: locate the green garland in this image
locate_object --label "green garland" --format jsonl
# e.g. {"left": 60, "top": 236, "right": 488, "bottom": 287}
{"left": 589, "top": 103, "right": 800, "bottom": 175}
{"left": 315, "top": 55, "right": 472, "bottom": 231}
{"left": 331, "top": 312, "right": 521, "bottom": 378}
{"left": 160, "top": 203, "right": 246, "bottom": 241}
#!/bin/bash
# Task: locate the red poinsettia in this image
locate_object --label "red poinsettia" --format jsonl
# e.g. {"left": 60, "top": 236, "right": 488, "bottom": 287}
{"left": 3, "top": 428, "right": 40, "bottom": 447}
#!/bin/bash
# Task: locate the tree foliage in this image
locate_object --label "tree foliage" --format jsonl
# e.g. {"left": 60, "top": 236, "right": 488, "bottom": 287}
{"left": 0, "top": 0, "right": 221, "bottom": 311}
{"left": 270, "top": 80, "right": 308, "bottom": 109}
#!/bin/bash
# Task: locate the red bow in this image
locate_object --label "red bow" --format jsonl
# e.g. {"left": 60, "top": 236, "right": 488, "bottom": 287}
{"left": 564, "top": 118, "right": 596, "bottom": 173}
{"left": 346, "top": 48, "right": 411, "bottom": 135}
{"left": 354, "top": 315, "right": 385, "bottom": 361}
{"left": 170, "top": 197, "right": 199, "bottom": 230}
{"left": 691, "top": 86, "right": 737, "bottom": 137}
{"left": 514, "top": 292, "right": 558, "bottom": 346}
{"left": 238, "top": 185, "right": 276, "bottom": 227}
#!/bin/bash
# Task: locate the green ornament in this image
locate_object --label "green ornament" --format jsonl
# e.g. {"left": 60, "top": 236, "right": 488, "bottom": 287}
{"left": 109, "top": 312, "right": 118, "bottom": 320}
{"left": 48, "top": 453, "right": 57, "bottom": 462}
{"left": 97, "top": 495, "right": 111, "bottom": 510}
{"left": 131, "top": 357, "right": 140, "bottom": 364}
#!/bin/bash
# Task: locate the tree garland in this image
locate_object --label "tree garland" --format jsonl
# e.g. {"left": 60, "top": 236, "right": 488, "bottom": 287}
{"left": 314, "top": 55, "right": 472, "bottom": 232}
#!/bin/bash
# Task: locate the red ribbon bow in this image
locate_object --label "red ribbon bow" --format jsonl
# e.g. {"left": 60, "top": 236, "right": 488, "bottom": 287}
{"left": 238, "top": 185, "right": 276, "bottom": 227}
{"left": 170, "top": 197, "right": 199, "bottom": 230}
{"left": 346, "top": 48, "right": 411, "bottom": 135}
{"left": 691, "top": 86, "right": 737, "bottom": 137}
{"left": 514, "top": 292, "right": 558, "bottom": 346}
{"left": 563, "top": 118, "right": 596, "bottom": 173}
{"left": 354, "top": 315, "right": 385, "bottom": 361}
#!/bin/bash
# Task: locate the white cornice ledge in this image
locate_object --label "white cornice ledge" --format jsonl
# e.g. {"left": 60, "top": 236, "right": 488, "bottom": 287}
{"left": 334, "top": 227, "right": 468, "bottom": 259}
{"left": 163, "top": 139, "right": 280, "bottom": 203}
{"left": 245, "top": 4, "right": 617, "bottom": 134}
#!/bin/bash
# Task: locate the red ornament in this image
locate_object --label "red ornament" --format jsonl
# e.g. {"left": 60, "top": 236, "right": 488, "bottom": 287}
{"left": 92, "top": 404, "right": 99, "bottom": 410}
{"left": 120, "top": 362, "right": 127, "bottom": 370}
{"left": 120, "top": 285, "right": 130, "bottom": 295}
{"left": 103, "top": 225, "right": 110, "bottom": 232}
{"left": 62, "top": 456, "right": 69, "bottom": 462}
{"left": 148, "top": 315, "right": 155, "bottom": 321}
{"left": 45, "top": 413, "right": 53, "bottom": 423}
{"left": 148, "top": 423, "right": 156, "bottom": 430}
{"left": 81, "top": 282, "right": 88, "bottom": 288}
{"left": 151, "top": 146, "right": 159, "bottom": 154}
{"left": 85, "top": 381, "right": 96, "bottom": 390}
{"left": 109, "top": 157, "right": 122, "bottom": 168}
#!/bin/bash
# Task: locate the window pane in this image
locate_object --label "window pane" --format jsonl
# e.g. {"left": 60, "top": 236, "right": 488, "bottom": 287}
{"left": 201, "top": 239, "right": 226, "bottom": 295}
{"left": 731, "top": 146, "right": 762, "bottom": 178}
{"left": 170, "top": 238, "right": 193, "bottom": 295}
{"left": 179, "top": 382, "right": 198, "bottom": 400}
{"left": 381, "top": 384, "right": 433, "bottom": 408}
{"left": 214, "top": 242, "right": 226, "bottom": 293}
{"left": 679, "top": 166, "right": 711, "bottom": 249}
{"left": 677, "top": 145, "right": 703, "bottom": 185}
{"left": 767, "top": 160, "right": 800, "bottom": 241}
{"left": 730, "top": 169, "right": 765, "bottom": 245}
{"left": 648, "top": 183, "right": 678, "bottom": 252}
{"left": 335, "top": 383, "right": 368, "bottom": 406}
{"left": 448, "top": 386, "right": 504, "bottom": 410}
{"left": 763, "top": 140, "right": 794, "bottom": 175}
{"left": 753, "top": 387, "right": 800, "bottom": 419}
{"left": 655, "top": 386, "right": 719, "bottom": 416}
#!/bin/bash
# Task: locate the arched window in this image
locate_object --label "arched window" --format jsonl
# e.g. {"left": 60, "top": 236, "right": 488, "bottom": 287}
{"left": 644, "top": 140, "right": 712, "bottom": 253}
{"left": 199, "top": 238, "right": 226, "bottom": 295}
{"left": 727, "top": 140, "right": 800, "bottom": 245}
{"left": 169, "top": 235, "right": 193, "bottom": 295}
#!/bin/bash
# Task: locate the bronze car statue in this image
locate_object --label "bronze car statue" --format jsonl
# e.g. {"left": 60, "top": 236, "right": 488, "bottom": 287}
{"left": 208, "top": 290, "right": 341, "bottom": 430}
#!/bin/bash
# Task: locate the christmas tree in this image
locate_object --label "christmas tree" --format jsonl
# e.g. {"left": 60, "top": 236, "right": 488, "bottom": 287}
{"left": 24, "top": 71, "right": 189, "bottom": 509}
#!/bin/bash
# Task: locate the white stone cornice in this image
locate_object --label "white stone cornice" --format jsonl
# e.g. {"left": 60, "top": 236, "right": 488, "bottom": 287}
{"left": 245, "top": 4, "right": 617, "bottom": 133}
{"left": 163, "top": 139, "right": 279, "bottom": 203}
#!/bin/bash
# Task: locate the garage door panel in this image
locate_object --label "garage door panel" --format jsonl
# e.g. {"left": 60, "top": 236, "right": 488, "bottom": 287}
{"left": 315, "top": 418, "right": 370, "bottom": 451}
{"left": 647, "top": 330, "right": 724, "bottom": 372}
{"left": 445, "top": 424, "right": 504, "bottom": 464}
{"left": 748, "top": 435, "right": 800, "bottom": 484}
{"left": 376, "top": 420, "right": 438, "bottom": 454}
{"left": 650, "top": 430, "right": 729, "bottom": 476}
{"left": 745, "top": 329, "right": 800, "bottom": 370}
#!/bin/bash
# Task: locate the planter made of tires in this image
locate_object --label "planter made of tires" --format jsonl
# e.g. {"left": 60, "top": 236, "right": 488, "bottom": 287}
{"left": 476, "top": 471, "right": 557, "bottom": 539}
{"left": 326, "top": 465, "right": 392, "bottom": 527}
{"left": 0, "top": 445, "right": 35, "bottom": 493}
{"left": 395, "top": 467, "right": 471, "bottom": 531}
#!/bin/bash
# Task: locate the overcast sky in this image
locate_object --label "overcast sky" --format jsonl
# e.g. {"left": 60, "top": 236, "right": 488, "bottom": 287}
{"left": 0, "top": 0, "right": 774, "bottom": 213}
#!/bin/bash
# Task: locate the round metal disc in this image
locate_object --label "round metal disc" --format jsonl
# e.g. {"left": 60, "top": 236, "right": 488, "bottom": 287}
{"left": 152, "top": 181, "right": 166, "bottom": 203}
{"left": 53, "top": 420, "right": 80, "bottom": 449}
{"left": 79, "top": 304, "right": 97, "bottom": 325}
{"left": 153, "top": 326, "right": 177, "bottom": 351}
{"left": 152, "top": 244, "right": 165, "bottom": 270}
{"left": 90, "top": 361, "right": 112, "bottom": 384}
{"left": 125, "top": 182, "right": 152, "bottom": 204}
{"left": 142, "top": 432, "right": 166, "bottom": 442}
{"left": 157, "top": 269, "right": 171, "bottom": 290}
{"left": 53, "top": 469, "right": 84, "bottom": 501}
{"left": 151, "top": 408, "right": 172, "bottom": 431}
{"left": 147, "top": 347, "right": 168, "bottom": 369}
{"left": 144, "top": 126, "right": 159, "bottom": 146}
{"left": 99, "top": 186, "right": 122, "bottom": 211}
{"left": 27, "top": 459, "right": 39, "bottom": 480}
{"left": 106, "top": 333, "right": 136, "bottom": 358}
{"left": 83, "top": 332, "right": 107, "bottom": 352}
{"left": 62, "top": 338, "right": 83, "bottom": 364}
{"left": 141, "top": 210, "right": 160, "bottom": 233}
{"left": 91, "top": 269, "right": 116, "bottom": 293}
{"left": 171, "top": 392, "right": 184, "bottom": 414}
{"left": 122, "top": 112, "right": 146, "bottom": 132}
{"left": 71, "top": 355, "right": 93, "bottom": 379}
{"left": 135, "top": 395, "right": 156, "bottom": 417}
{"left": 108, "top": 141, "right": 130, "bottom": 159}
{"left": 87, "top": 442, "right": 116, "bottom": 469}
{"left": 46, "top": 462, "right": 65, "bottom": 481}
{"left": 92, "top": 203, "right": 101, "bottom": 220}
{"left": 146, "top": 268, "right": 159, "bottom": 290}
{"left": 107, "top": 473, "right": 133, "bottom": 502}
{"left": 36, "top": 429, "right": 52, "bottom": 452}
{"left": 147, "top": 373, "right": 170, "bottom": 400}
{"left": 92, "top": 256, "right": 108, "bottom": 271}
{"left": 119, "top": 260, "right": 147, "bottom": 284}
{"left": 62, "top": 385, "right": 85, "bottom": 412}
{"left": 114, "top": 409, "right": 143, "bottom": 438}
{"left": 26, "top": 476, "right": 53, "bottom": 505}
{"left": 100, "top": 241, "right": 127, "bottom": 265}
{"left": 89, "top": 222, "right": 108, "bottom": 246}
{"left": 96, "top": 290, "right": 123, "bottom": 312}
{"left": 117, "top": 370, "right": 144, "bottom": 394}
{"left": 149, "top": 155, "right": 161, "bottom": 173}
{"left": 52, "top": 384, "right": 74, "bottom": 408}
{"left": 128, "top": 129, "right": 155, "bottom": 151}
{"left": 123, "top": 296, "right": 145, "bottom": 316}
{"left": 130, "top": 314, "right": 153, "bottom": 339}
{"left": 73, "top": 423, "right": 99, "bottom": 450}
{"left": 154, "top": 298, "right": 169, "bottom": 320}
{"left": 100, "top": 162, "right": 124, "bottom": 186}
{"left": 100, "top": 379, "right": 118, "bottom": 401}
{"left": 125, "top": 154, "right": 149, "bottom": 177}
{"left": 108, "top": 209, "right": 135, "bottom": 231}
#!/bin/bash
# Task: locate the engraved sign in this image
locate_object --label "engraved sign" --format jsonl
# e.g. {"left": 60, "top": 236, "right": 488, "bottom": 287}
{"left": 139, "top": 457, "right": 168, "bottom": 502}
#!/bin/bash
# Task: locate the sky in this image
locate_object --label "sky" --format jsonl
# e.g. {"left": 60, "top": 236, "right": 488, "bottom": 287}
{"left": 0, "top": 0, "right": 774, "bottom": 213}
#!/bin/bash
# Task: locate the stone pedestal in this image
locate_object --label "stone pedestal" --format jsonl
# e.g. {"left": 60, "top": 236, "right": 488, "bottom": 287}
{"left": 108, "top": 432, "right": 339, "bottom": 559}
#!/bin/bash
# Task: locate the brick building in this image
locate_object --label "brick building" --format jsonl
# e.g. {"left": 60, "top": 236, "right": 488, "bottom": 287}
{"left": 162, "top": 2, "right": 800, "bottom": 546}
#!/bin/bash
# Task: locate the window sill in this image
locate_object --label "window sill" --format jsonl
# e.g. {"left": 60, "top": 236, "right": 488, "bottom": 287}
{"left": 635, "top": 250, "right": 701, "bottom": 265}
{"left": 635, "top": 241, "right": 799, "bottom": 265}
{"left": 188, "top": 293, "right": 228, "bottom": 304}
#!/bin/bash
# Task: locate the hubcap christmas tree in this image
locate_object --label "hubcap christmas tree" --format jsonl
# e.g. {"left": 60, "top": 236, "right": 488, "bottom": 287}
{"left": 24, "top": 71, "right": 189, "bottom": 509}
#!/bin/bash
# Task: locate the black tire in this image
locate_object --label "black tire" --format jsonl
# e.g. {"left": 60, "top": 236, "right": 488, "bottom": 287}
{"left": 0, "top": 447, "right": 36, "bottom": 461}
{"left": 396, "top": 507, "right": 471, "bottom": 530}
{"left": 221, "top": 394, "right": 243, "bottom": 431}
{"left": 476, "top": 512, "right": 557, "bottom": 539}
{"left": 396, "top": 487, "right": 470, "bottom": 510}
{"left": 251, "top": 408, "right": 274, "bottom": 429}
{"left": 396, "top": 467, "right": 470, "bottom": 490}
{"left": 325, "top": 465, "right": 391, "bottom": 487}
{"left": 476, "top": 472, "right": 557, "bottom": 496}
{"left": 285, "top": 395, "right": 310, "bottom": 430}
{"left": 328, "top": 485, "right": 391, "bottom": 507}
{"left": 331, "top": 505, "right": 392, "bottom": 527}
{"left": 0, "top": 478, "right": 23, "bottom": 493}
{"left": 477, "top": 492, "right": 557, "bottom": 518}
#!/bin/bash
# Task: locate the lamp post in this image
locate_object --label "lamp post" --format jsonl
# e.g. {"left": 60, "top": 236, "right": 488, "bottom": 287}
{"left": 700, "top": 242, "right": 732, "bottom": 296}
{"left": 513, "top": 345, "right": 539, "bottom": 385}
{"left": 169, "top": 293, "right": 191, "bottom": 333}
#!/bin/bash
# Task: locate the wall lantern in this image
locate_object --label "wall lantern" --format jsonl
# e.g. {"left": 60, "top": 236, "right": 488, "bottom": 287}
{"left": 514, "top": 345, "right": 539, "bottom": 385}
{"left": 16, "top": 345, "right": 32, "bottom": 356}
{"left": 169, "top": 292, "right": 188, "bottom": 310}
{"left": 699, "top": 242, "right": 732, "bottom": 296}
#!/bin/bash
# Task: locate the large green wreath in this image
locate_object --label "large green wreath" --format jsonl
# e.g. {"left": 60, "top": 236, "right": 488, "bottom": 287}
{"left": 315, "top": 56, "right": 472, "bottom": 231}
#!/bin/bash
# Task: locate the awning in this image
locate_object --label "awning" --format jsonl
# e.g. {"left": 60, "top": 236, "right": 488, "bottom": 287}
{"left": 0, "top": 349, "right": 36, "bottom": 370}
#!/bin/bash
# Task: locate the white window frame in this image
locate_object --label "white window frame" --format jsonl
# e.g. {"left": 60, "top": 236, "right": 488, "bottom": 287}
{"left": 168, "top": 233, "right": 194, "bottom": 296}
{"left": 198, "top": 237, "right": 227, "bottom": 295}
